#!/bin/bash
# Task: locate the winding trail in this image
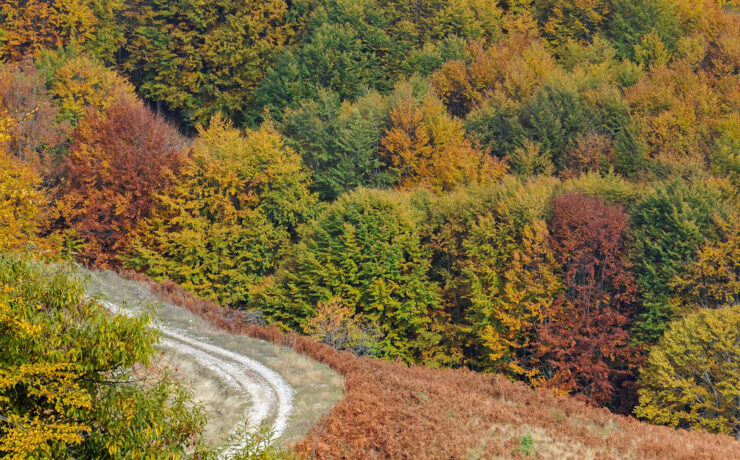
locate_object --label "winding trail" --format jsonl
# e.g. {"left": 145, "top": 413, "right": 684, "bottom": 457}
{"left": 104, "top": 301, "right": 294, "bottom": 457}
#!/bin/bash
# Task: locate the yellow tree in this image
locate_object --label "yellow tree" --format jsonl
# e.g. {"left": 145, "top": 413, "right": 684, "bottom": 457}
{"left": 466, "top": 218, "right": 562, "bottom": 381}
{"left": 126, "top": 116, "right": 316, "bottom": 308}
{"left": 0, "top": 0, "right": 100, "bottom": 61}
{"left": 634, "top": 305, "right": 740, "bottom": 439}
{"left": 669, "top": 217, "right": 740, "bottom": 312}
{"left": 0, "top": 255, "right": 211, "bottom": 458}
{"left": 38, "top": 48, "right": 135, "bottom": 124}
{"left": 382, "top": 83, "right": 505, "bottom": 191}
{"left": 0, "top": 113, "right": 47, "bottom": 251}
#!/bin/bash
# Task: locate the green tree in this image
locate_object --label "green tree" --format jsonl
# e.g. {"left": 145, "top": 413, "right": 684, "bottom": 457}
{"left": 254, "top": 0, "right": 394, "bottom": 119}
{"left": 607, "top": 0, "right": 681, "bottom": 61}
{"left": 120, "top": 0, "right": 292, "bottom": 128}
{"left": 629, "top": 181, "right": 727, "bottom": 343}
{"left": 634, "top": 305, "right": 740, "bottom": 439}
{"left": 280, "top": 90, "right": 393, "bottom": 201}
{"left": 126, "top": 116, "right": 317, "bottom": 308}
{"left": 410, "top": 176, "right": 558, "bottom": 368}
{"left": 263, "top": 188, "right": 441, "bottom": 362}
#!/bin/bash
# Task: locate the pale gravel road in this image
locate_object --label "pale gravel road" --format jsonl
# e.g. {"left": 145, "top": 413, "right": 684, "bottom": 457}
{"left": 104, "top": 300, "right": 294, "bottom": 457}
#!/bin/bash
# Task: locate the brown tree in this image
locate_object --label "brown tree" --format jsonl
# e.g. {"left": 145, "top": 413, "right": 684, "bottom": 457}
{"left": 536, "top": 193, "right": 642, "bottom": 413}
{"left": 0, "top": 60, "right": 67, "bottom": 170}
{"left": 53, "top": 94, "right": 185, "bottom": 266}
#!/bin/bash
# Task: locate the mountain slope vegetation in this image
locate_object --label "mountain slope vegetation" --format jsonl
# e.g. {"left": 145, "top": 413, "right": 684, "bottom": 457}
{"left": 1, "top": 0, "right": 739, "bottom": 456}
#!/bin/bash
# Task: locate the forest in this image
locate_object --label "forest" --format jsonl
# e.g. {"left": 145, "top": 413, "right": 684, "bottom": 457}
{"left": 1, "top": 0, "right": 739, "bottom": 457}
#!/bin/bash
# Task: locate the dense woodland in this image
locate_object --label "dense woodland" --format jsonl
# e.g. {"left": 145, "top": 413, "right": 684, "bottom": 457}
{"left": 1, "top": 0, "right": 739, "bottom": 456}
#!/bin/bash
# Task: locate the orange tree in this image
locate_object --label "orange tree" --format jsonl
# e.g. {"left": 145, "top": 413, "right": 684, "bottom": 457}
{"left": 53, "top": 94, "right": 185, "bottom": 266}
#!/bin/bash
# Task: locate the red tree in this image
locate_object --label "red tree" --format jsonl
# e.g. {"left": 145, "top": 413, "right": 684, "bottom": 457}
{"left": 54, "top": 94, "right": 185, "bottom": 266}
{"left": 537, "top": 193, "right": 642, "bottom": 413}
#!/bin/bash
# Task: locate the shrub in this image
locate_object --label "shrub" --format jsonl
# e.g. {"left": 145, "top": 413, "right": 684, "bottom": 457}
{"left": 0, "top": 254, "right": 209, "bottom": 458}
{"left": 303, "top": 297, "right": 381, "bottom": 357}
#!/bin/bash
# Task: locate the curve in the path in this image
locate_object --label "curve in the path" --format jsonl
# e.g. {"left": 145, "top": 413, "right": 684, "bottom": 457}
{"left": 103, "top": 301, "right": 294, "bottom": 457}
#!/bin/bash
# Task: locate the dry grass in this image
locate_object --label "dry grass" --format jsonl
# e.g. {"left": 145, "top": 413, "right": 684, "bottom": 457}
{"left": 116, "top": 269, "right": 740, "bottom": 459}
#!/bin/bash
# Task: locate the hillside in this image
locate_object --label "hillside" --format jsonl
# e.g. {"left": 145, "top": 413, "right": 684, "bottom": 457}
{"left": 121, "top": 270, "right": 740, "bottom": 459}
{"left": 1, "top": 0, "right": 739, "bottom": 457}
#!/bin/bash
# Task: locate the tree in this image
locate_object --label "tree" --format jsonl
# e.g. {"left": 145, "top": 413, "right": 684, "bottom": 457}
{"left": 0, "top": 254, "right": 210, "bottom": 458}
{"left": 280, "top": 90, "right": 393, "bottom": 201}
{"left": 430, "top": 37, "right": 555, "bottom": 117}
{"left": 0, "top": 151, "right": 47, "bottom": 252}
{"left": 37, "top": 46, "right": 134, "bottom": 125}
{"left": 535, "top": 0, "right": 610, "bottom": 49}
{"left": 262, "top": 188, "right": 442, "bottom": 363}
{"left": 126, "top": 116, "right": 317, "bottom": 308}
{"left": 634, "top": 305, "right": 740, "bottom": 440}
{"left": 463, "top": 217, "right": 561, "bottom": 380}
{"left": 120, "top": 0, "right": 292, "bottom": 128}
{"left": 630, "top": 181, "right": 727, "bottom": 343}
{"left": 410, "top": 176, "right": 559, "bottom": 369}
{"left": 381, "top": 82, "right": 505, "bottom": 191}
{"left": 0, "top": 60, "right": 67, "bottom": 169}
{"left": 0, "top": 0, "right": 96, "bottom": 61}
{"left": 254, "top": 0, "right": 394, "bottom": 119}
{"left": 537, "top": 193, "right": 641, "bottom": 412}
{"left": 53, "top": 94, "right": 185, "bottom": 266}
{"left": 669, "top": 217, "right": 739, "bottom": 312}
{"left": 519, "top": 76, "right": 593, "bottom": 172}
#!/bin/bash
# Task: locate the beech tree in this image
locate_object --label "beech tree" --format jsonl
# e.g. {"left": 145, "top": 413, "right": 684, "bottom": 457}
{"left": 634, "top": 305, "right": 740, "bottom": 439}
{"left": 37, "top": 46, "right": 135, "bottom": 125}
{"left": 280, "top": 90, "right": 393, "bottom": 201}
{"left": 381, "top": 82, "right": 505, "bottom": 191}
{"left": 431, "top": 38, "right": 554, "bottom": 117}
{"left": 669, "top": 218, "right": 740, "bottom": 312}
{"left": 120, "top": 0, "right": 292, "bottom": 127}
{"left": 0, "top": 60, "right": 67, "bottom": 168}
{"left": 53, "top": 94, "right": 185, "bottom": 266}
{"left": 263, "top": 188, "right": 442, "bottom": 363}
{"left": 0, "top": 255, "right": 216, "bottom": 458}
{"left": 630, "top": 181, "right": 726, "bottom": 343}
{"left": 537, "top": 193, "right": 642, "bottom": 412}
{"left": 0, "top": 151, "right": 47, "bottom": 252}
{"left": 126, "top": 116, "right": 316, "bottom": 308}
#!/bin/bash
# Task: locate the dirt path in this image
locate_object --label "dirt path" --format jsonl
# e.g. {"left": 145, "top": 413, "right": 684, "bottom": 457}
{"left": 90, "top": 271, "right": 343, "bottom": 456}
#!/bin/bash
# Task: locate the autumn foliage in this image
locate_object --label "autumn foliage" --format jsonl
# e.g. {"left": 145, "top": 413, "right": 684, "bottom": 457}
{"left": 537, "top": 193, "right": 642, "bottom": 412}
{"left": 635, "top": 305, "right": 739, "bottom": 439}
{"left": 0, "top": 255, "right": 210, "bottom": 459}
{"left": 53, "top": 95, "right": 185, "bottom": 266}
{"left": 1, "top": 0, "right": 739, "bottom": 452}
